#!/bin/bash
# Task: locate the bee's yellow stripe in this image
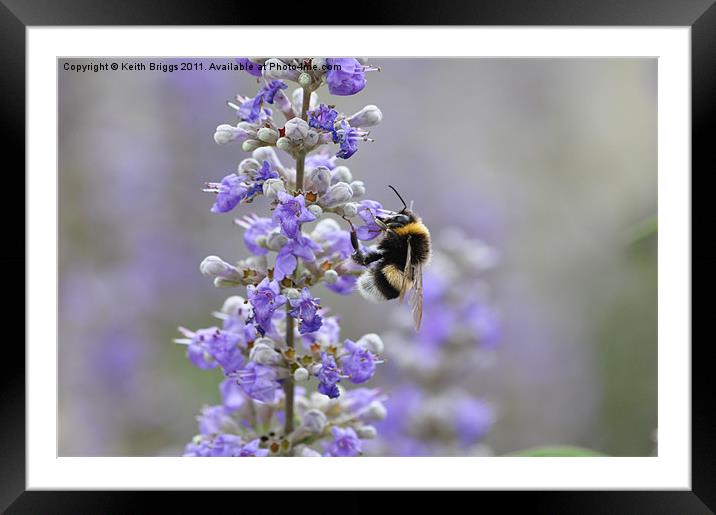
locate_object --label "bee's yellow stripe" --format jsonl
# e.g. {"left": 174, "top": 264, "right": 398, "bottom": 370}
{"left": 383, "top": 264, "right": 411, "bottom": 290}
{"left": 393, "top": 221, "right": 430, "bottom": 238}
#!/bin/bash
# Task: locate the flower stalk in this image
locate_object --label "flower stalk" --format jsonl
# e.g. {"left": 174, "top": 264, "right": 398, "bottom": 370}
{"left": 178, "top": 57, "right": 387, "bottom": 458}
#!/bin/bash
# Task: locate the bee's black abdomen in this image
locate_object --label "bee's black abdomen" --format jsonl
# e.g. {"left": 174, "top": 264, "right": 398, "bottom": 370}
{"left": 373, "top": 269, "right": 400, "bottom": 300}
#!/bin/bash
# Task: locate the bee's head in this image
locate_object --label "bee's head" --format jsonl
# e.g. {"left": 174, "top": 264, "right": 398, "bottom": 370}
{"left": 377, "top": 210, "right": 417, "bottom": 229}
{"left": 375, "top": 185, "right": 417, "bottom": 230}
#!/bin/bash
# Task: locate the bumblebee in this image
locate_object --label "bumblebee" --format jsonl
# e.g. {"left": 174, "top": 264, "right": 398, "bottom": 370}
{"left": 347, "top": 186, "right": 431, "bottom": 330}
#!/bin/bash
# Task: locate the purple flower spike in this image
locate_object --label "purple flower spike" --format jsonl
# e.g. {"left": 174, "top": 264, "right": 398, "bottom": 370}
{"left": 273, "top": 191, "right": 316, "bottom": 239}
{"left": 326, "top": 427, "right": 362, "bottom": 457}
{"left": 289, "top": 287, "right": 323, "bottom": 334}
{"left": 341, "top": 339, "right": 377, "bottom": 384}
{"left": 247, "top": 278, "right": 287, "bottom": 335}
{"left": 326, "top": 58, "right": 367, "bottom": 96}
{"left": 316, "top": 352, "right": 341, "bottom": 399}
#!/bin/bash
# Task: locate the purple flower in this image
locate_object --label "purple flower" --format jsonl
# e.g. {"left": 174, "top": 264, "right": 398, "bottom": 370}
{"left": 326, "top": 58, "right": 366, "bottom": 96}
{"left": 418, "top": 304, "right": 457, "bottom": 346}
{"left": 274, "top": 234, "right": 321, "bottom": 281}
{"left": 325, "top": 426, "right": 362, "bottom": 457}
{"left": 305, "top": 150, "right": 337, "bottom": 171}
{"left": 289, "top": 287, "right": 323, "bottom": 334}
{"left": 237, "top": 214, "right": 277, "bottom": 256}
{"left": 332, "top": 120, "right": 367, "bottom": 159}
{"left": 463, "top": 299, "right": 501, "bottom": 348}
{"left": 198, "top": 405, "right": 235, "bottom": 435}
{"left": 234, "top": 438, "right": 269, "bottom": 457}
{"left": 454, "top": 399, "right": 494, "bottom": 446}
{"left": 341, "top": 339, "right": 376, "bottom": 384}
{"left": 301, "top": 315, "right": 340, "bottom": 348}
{"left": 308, "top": 104, "right": 339, "bottom": 132}
{"left": 183, "top": 434, "right": 268, "bottom": 457}
{"left": 355, "top": 200, "right": 384, "bottom": 241}
{"left": 182, "top": 327, "right": 244, "bottom": 372}
{"left": 273, "top": 191, "right": 316, "bottom": 239}
{"left": 220, "top": 377, "right": 246, "bottom": 411}
{"left": 238, "top": 95, "right": 264, "bottom": 123}
{"left": 342, "top": 388, "right": 385, "bottom": 420}
{"left": 261, "top": 80, "right": 288, "bottom": 104}
{"left": 238, "top": 80, "right": 288, "bottom": 122}
{"left": 209, "top": 174, "right": 249, "bottom": 213}
{"left": 247, "top": 278, "right": 287, "bottom": 335}
{"left": 231, "top": 362, "right": 281, "bottom": 403}
{"left": 236, "top": 57, "right": 262, "bottom": 77}
{"left": 316, "top": 352, "right": 341, "bottom": 399}
{"left": 326, "top": 275, "right": 357, "bottom": 296}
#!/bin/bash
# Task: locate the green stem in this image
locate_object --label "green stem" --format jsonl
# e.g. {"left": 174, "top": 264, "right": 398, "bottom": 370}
{"left": 283, "top": 88, "right": 311, "bottom": 443}
{"left": 283, "top": 311, "right": 295, "bottom": 437}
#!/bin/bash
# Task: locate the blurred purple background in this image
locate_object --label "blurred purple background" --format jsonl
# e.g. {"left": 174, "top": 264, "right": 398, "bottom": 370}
{"left": 58, "top": 58, "right": 657, "bottom": 456}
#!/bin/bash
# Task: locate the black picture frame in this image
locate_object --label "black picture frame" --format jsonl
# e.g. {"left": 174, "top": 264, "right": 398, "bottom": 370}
{"left": 2, "top": 0, "right": 710, "bottom": 510}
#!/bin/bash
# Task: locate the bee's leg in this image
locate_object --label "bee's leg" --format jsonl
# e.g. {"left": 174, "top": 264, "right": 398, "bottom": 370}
{"left": 344, "top": 216, "right": 383, "bottom": 266}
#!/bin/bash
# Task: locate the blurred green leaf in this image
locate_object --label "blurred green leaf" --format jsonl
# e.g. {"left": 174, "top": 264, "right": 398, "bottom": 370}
{"left": 506, "top": 445, "right": 607, "bottom": 457}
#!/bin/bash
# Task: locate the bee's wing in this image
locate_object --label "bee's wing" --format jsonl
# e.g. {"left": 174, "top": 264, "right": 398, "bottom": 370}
{"left": 399, "top": 236, "right": 423, "bottom": 330}
{"left": 410, "top": 260, "right": 423, "bottom": 331}
{"left": 399, "top": 236, "right": 413, "bottom": 302}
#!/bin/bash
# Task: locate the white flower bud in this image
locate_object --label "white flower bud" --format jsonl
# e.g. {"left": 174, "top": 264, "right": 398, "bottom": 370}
{"left": 262, "top": 178, "right": 286, "bottom": 200}
{"left": 276, "top": 137, "right": 294, "bottom": 153}
{"left": 254, "top": 337, "right": 276, "bottom": 349}
{"left": 263, "top": 58, "right": 301, "bottom": 81}
{"left": 348, "top": 105, "right": 383, "bottom": 128}
{"left": 284, "top": 117, "right": 310, "bottom": 144}
{"left": 266, "top": 231, "right": 288, "bottom": 251}
{"left": 238, "top": 158, "right": 261, "bottom": 176}
{"left": 319, "top": 182, "right": 353, "bottom": 208}
{"left": 249, "top": 342, "right": 281, "bottom": 365}
{"left": 323, "top": 269, "right": 338, "bottom": 284}
{"left": 355, "top": 425, "right": 377, "bottom": 439}
{"left": 301, "top": 409, "right": 327, "bottom": 433}
{"left": 242, "top": 139, "right": 262, "bottom": 152}
{"left": 238, "top": 121, "right": 257, "bottom": 133}
{"left": 349, "top": 180, "right": 366, "bottom": 198}
{"left": 311, "top": 218, "right": 341, "bottom": 239}
{"left": 213, "top": 124, "right": 247, "bottom": 144}
{"left": 254, "top": 235, "right": 268, "bottom": 249}
{"left": 304, "top": 129, "right": 319, "bottom": 148}
{"left": 292, "top": 88, "right": 318, "bottom": 111}
{"left": 366, "top": 400, "right": 387, "bottom": 421}
{"left": 213, "top": 277, "right": 240, "bottom": 287}
{"left": 298, "top": 72, "right": 312, "bottom": 87}
{"left": 307, "top": 204, "right": 323, "bottom": 217}
{"left": 294, "top": 445, "right": 322, "bottom": 457}
{"left": 200, "top": 256, "right": 239, "bottom": 280}
{"left": 312, "top": 58, "right": 328, "bottom": 76}
{"left": 257, "top": 127, "right": 279, "bottom": 144}
{"left": 284, "top": 288, "right": 301, "bottom": 300}
{"left": 252, "top": 147, "right": 283, "bottom": 170}
{"left": 221, "top": 295, "right": 251, "bottom": 319}
{"left": 357, "top": 333, "right": 384, "bottom": 355}
{"left": 331, "top": 166, "right": 353, "bottom": 185}
{"left": 305, "top": 166, "right": 331, "bottom": 194}
{"left": 341, "top": 202, "right": 358, "bottom": 218}
{"left": 293, "top": 367, "right": 309, "bottom": 382}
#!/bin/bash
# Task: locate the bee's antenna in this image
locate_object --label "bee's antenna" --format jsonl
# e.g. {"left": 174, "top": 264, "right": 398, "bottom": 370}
{"left": 388, "top": 185, "right": 408, "bottom": 212}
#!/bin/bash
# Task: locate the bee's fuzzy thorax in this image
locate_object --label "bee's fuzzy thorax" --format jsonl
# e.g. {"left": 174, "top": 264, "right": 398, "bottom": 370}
{"left": 393, "top": 220, "right": 430, "bottom": 238}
